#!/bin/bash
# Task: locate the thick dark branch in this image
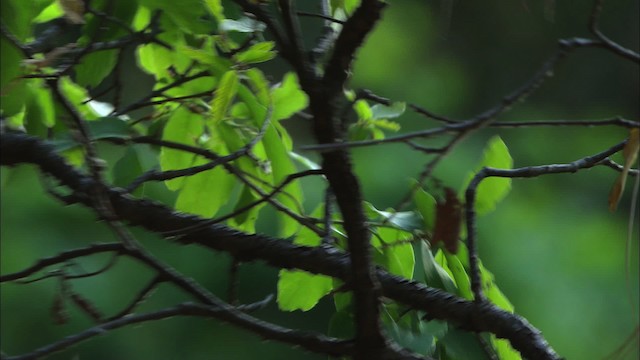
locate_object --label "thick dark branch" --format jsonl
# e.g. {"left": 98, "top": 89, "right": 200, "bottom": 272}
{"left": 0, "top": 131, "right": 562, "bottom": 359}
{"left": 322, "top": 0, "right": 387, "bottom": 94}
{"left": 303, "top": 1, "right": 390, "bottom": 357}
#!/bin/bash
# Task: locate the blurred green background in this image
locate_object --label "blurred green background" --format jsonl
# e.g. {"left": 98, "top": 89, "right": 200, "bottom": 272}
{"left": 2, "top": 1, "right": 639, "bottom": 359}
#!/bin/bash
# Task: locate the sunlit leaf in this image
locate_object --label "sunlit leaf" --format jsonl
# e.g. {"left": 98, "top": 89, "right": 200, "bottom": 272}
{"left": 204, "top": 0, "right": 224, "bottom": 23}
{"left": 376, "top": 227, "right": 415, "bottom": 279}
{"left": 33, "top": 2, "right": 64, "bottom": 23}
{"left": 160, "top": 106, "right": 204, "bottom": 190}
{"left": 210, "top": 70, "right": 239, "bottom": 125}
{"left": 139, "top": 0, "right": 212, "bottom": 34}
{"left": 353, "top": 99, "right": 372, "bottom": 120}
{"left": 245, "top": 68, "right": 270, "bottom": 106}
{"left": 234, "top": 41, "right": 277, "bottom": 64}
{"left": 175, "top": 156, "right": 235, "bottom": 218}
{"left": 278, "top": 206, "right": 333, "bottom": 311}
{"left": 372, "top": 118, "right": 401, "bottom": 131}
{"left": 227, "top": 187, "right": 261, "bottom": 233}
{"left": 271, "top": 72, "right": 308, "bottom": 121}
{"left": 463, "top": 136, "right": 513, "bottom": 215}
{"left": 59, "top": 77, "right": 99, "bottom": 120}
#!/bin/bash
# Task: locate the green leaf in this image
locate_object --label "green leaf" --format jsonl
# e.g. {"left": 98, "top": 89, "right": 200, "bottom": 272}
{"left": 59, "top": 77, "right": 99, "bottom": 120}
{"left": 228, "top": 185, "right": 263, "bottom": 232}
{"left": 174, "top": 156, "right": 235, "bottom": 218}
{"left": 419, "top": 241, "right": 457, "bottom": 294}
{"left": 244, "top": 68, "right": 270, "bottom": 106}
{"left": 210, "top": 70, "right": 239, "bottom": 125}
{"left": 4, "top": 108, "right": 25, "bottom": 131}
{"left": 2, "top": 0, "right": 44, "bottom": 40}
{"left": 413, "top": 183, "right": 437, "bottom": 231}
{"left": 376, "top": 228, "right": 415, "bottom": 279}
{"left": 136, "top": 28, "right": 192, "bottom": 79}
{"left": 61, "top": 147, "right": 85, "bottom": 167}
{"left": 367, "top": 203, "right": 423, "bottom": 232}
{"left": 74, "top": 50, "right": 119, "bottom": 88}
{"left": 384, "top": 311, "right": 435, "bottom": 356}
{"left": 49, "top": 116, "right": 130, "bottom": 152}
{"left": 372, "top": 118, "right": 401, "bottom": 131}
{"left": 330, "top": 0, "right": 361, "bottom": 16}
{"left": 479, "top": 262, "right": 514, "bottom": 312}
{"left": 439, "top": 251, "right": 472, "bottom": 300}
{"left": 86, "top": 116, "right": 131, "bottom": 139}
{"left": 112, "top": 147, "right": 144, "bottom": 196}
{"left": 165, "top": 76, "right": 217, "bottom": 98}
{"left": 492, "top": 335, "right": 522, "bottom": 360}
{"left": 277, "top": 269, "right": 334, "bottom": 311}
{"left": 25, "top": 80, "right": 56, "bottom": 128}
{"left": 271, "top": 72, "right": 308, "bottom": 121}
{"left": 462, "top": 136, "right": 513, "bottom": 215}
{"left": 160, "top": 107, "right": 204, "bottom": 190}
{"left": 204, "top": 0, "right": 225, "bottom": 23}
{"left": 177, "top": 44, "right": 232, "bottom": 75}
{"left": 353, "top": 99, "right": 372, "bottom": 120}
{"left": 328, "top": 310, "right": 355, "bottom": 339}
{"left": 237, "top": 82, "right": 303, "bottom": 237}
{"left": 234, "top": 41, "right": 277, "bottom": 64}
{"left": 371, "top": 101, "right": 406, "bottom": 119}
{"left": 139, "top": 0, "right": 213, "bottom": 34}
{"left": 439, "top": 328, "right": 492, "bottom": 360}
{"left": 32, "top": 2, "right": 63, "bottom": 24}
{"left": 277, "top": 206, "right": 333, "bottom": 311}
{"left": 0, "top": 37, "right": 26, "bottom": 117}
{"left": 132, "top": 4, "right": 151, "bottom": 31}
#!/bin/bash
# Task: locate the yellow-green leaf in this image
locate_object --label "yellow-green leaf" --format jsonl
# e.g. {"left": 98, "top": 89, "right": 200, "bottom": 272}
{"left": 210, "top": 70, "right": 238, "bottom": 125}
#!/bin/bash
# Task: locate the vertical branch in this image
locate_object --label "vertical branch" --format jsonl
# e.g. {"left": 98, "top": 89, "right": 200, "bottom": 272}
{"left": 464, "top": 170, "right": 487, "bottom": 302}
{"left": 306, "top": 1, "right": 389, "bottom": 358}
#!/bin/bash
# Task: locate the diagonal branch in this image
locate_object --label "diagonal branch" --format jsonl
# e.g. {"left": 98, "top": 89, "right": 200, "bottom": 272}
{"left": 1, "top": 131, "right": 564, "bottom": 360}
{"left": 2, "top": 302, "right": 355, "bottom": 360}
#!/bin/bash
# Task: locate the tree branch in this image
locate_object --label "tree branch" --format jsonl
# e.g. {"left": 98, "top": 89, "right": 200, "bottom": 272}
{"left": 0, "top": 131, "right": 563, "bottom": 360}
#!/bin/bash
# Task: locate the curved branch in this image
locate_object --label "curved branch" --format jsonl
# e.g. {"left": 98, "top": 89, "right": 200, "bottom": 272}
{"left": 464, "top": 140, "right": 628, "bottom": 301}
{"left": 0, "top": 131, "right": 562, "bottom": 360}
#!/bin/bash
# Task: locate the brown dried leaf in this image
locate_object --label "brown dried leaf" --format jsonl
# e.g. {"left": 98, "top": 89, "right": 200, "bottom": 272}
{"left": 432, "top": 187, "right": 462, "bottom": 254}
{"left": 609, "top": 128, "right": 640, "bottom": 212}
{"left": 59, "top": 0, "right": 86, "bottom": 24}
